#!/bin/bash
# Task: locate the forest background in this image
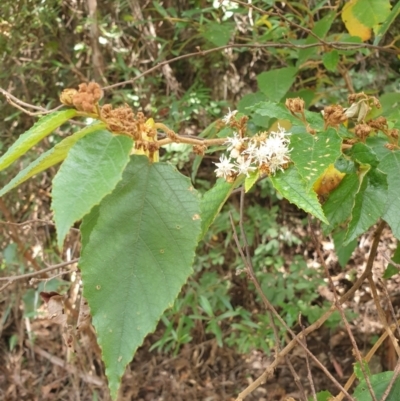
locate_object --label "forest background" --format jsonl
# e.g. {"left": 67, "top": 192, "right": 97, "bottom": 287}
{"left": 0, "top": 0, "right": 400, "bottom": 400}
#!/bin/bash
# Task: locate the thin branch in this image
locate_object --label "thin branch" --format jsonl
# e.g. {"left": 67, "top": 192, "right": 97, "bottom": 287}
{"left": 236, "top": 220, "right": 386, "bottom": 400}
{"left": 27, "top": 340, "right": 104, "bottom": 387}
{"left": 0, "top": 87, "right": 62, "bottom": 116}
{"left": 368, "top": 277, "right": 400, "bottom": 357}
{"left": 230, "top": 202, "right": 355, "bottom": 400}
{"left": 309, "top": 216, "right": 377, "bottom": 401}
{"left": 379, "top": 358, "right": 400, "bottom": 401}
{"left": 0, "top": 258, "right": 79, "bottom": 282}
{"left": 379, "top": 278, "right": 400, "bottom": 338}
{"left": 103, "top": 41, "right": 397, "bottom": 91}
{"left": 337, "top": 320, "right": 400, "bottom": 401}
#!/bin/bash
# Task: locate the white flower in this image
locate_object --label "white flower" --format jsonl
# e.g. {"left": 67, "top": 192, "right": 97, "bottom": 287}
{"left": 252, "top": 143, "right": 272, "bottom": 165}
{"left": 224, "top": 132, "right": 242, "bottom": 152}
{"left": 214, "top": 154, "right": 236, "bottom": 179}
{"left": 270, "top": 124, "right": 292, "bottom": 140}
{"left": 268, "top": 155, "right": 288, "bottom": 174}
{"left": 221, "top": 108, "right": 238, "bottom": 124}
{"left": 263, "top": 135, "right": 291, "bottom": 157}
{"left": 235, "top": 158, "right": 256, "bottom": 177}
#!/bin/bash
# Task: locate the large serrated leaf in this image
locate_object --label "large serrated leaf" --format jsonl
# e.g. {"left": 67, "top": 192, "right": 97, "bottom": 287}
{"left": 290, "top": 128, "right": 342, "bottom": 190}
{"left": 0, "top": 109, "right": 77, "bottom": 172}
{"left": 350, "top": 142, "right": 379, "bottom": 167}
{"left": 0, "top": 123, "right": 105, "bottom": 197}
{"left": 345, "top": 168, "right": 388, "bottom": 244}
{"left": 270, "top": 165, "right": 328, "bottom": 224}
{"left": 322, "top": 173, "right": 360, "bottom": 234}
{"left": 79, "top": 156, "right": 201, "bottom": 399}
{"left": 257, "top": 67, "right": 298, "bottom": 102}
{"left": 379, "top": 151, "right": 400, "bottom": 240}
{"left": 52, "top": 130, "right": 133, "bottom": 247}
{"left": 251, "top": 101, "right": 324, "bottom": 131}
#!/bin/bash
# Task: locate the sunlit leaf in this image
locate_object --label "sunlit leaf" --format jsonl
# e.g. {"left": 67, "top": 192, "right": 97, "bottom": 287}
{"left": 52, "top": 130, "right": 133, "bottom": 247}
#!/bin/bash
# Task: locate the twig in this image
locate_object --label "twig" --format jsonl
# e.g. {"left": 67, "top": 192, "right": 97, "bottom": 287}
{"left": 286, "top": 354, "right": 308, "bottom": 401}
{"left": 0, "top": 258, "right": 79, "bottom": 282}
{"left": 0, "top": 87, "right": 62, "bottom": 116}
{"left": 230, "top": 202, "right": 354, "bottom": 400}
{"left": 379, "top": 279, "right": 400, "bottom": 338}
{"left": 103, "top": 41, "right": 397, "bottom": 91}
{"left": 27, "top": 340, "right": 103, "bottom": 387}
{"left": 0, "top": 218, "right": 80, "bottom": 233}
{"left": 309, "top": 217, "right": 377, "bottom": 401}
{"left": 236, "top": 220, "right": 386, "bottom": 400}
{"left": 341, "top": 318, "right": 400, "bottom": 400}
{"left": 300, "top": 316, "right": 317, "bottom": 401}
{"left": 380, "top": 251, "right": 400, "bottom": 269}
{"left": 368, "top": 277, "right": 400, "bottom": 357}
{"left": 379, "top": 358, "right": 400, "bottom": 401}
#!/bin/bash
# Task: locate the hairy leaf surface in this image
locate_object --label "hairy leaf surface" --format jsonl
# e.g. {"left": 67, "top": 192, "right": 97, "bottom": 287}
{"left": 52, "top": 129, "right": 133, "bottom": 247}
{"left": 79, "top": 156, "right": 201, "bottom": 399}
{"left": 290, "top": 128, "right": 342, "bottom": 190}
{"left": 270, "top": 165, "right": 328, "bottom": 224}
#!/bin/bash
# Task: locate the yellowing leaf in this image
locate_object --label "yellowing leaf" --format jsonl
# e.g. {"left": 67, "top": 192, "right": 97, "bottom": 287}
{"left": 255, "top": 15, "right": 272, "bottom": 29}
{"left": 342, "top": 1, "right": 371, "bottom": 41}
{"left": 268, "top": 119, "right": 292, "bottom": 133}
{"left": 313, "top": 164, "right": 345, "bottom": 197}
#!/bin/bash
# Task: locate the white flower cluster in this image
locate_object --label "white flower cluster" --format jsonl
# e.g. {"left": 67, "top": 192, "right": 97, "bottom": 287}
{"left": 214, "top": 112, "right": 292, "bottom": 180}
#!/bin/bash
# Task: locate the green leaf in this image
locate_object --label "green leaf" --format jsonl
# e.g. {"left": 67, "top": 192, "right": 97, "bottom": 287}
{"left": 245, "top": 170, "right": 259, "bottom": 193}
{"left": 257, "top": 67, "right": 298, "bottom": 103}
{"left": 0, "top": 123, "right": 105, "bottom": 197}
{"left": 383, "top": 241, "right": 400, "bottom": 279}
{"left": 354, "top": 360, "right": 371, "bottom": 380}
{"left": 200, "top": 177, "right": 242, "bottom": 240}
{"left": 374, "top": 1, "right": 400, "bottom": 45}
{"left": 333, "top": 229, "right": 357, "bottom": 268}
{"left": 237, "top": 92, "right": 267, "bottom": 114}
{"left": 201, "top": 21, "right": 233, "bottom": 46}
{"left": 251, "top": 101, "right": 324, "bottom": 130}
{"left": 308, "top": 390, "right": 333, "bottom": 401}
{"left": 79, "top": 156, "right": 201, "bottom": 399}
{"left": 350, "top": 142, "right": 379, "bottom": 167}
{"left": 352, "top": 0, "right": 391, "bottom": 28}
{"left": 290, "top": 128, "right": 342, "bottom": 190}
{"left": 297, "top": 12, "right": 336, "bottom": 66}
{"left": 270, "top": 165, "right": 328, "bottom": 224}
{"left": 52, "top": 130, "right": 133, "bottom": 247}
{"left": 0, "top": 109, "right": 77, "bottom": 172}
{"left": 346, "top": 168, "right": 388, "bottom": 244}
{"left": 322, "top": 173, "right": 360, "bottom": 234}
{"left": 379, "top": 151, "right": 400, "bottom": 240}
{"left": 251, "top": 101, "right": 296, "bottom": 123}
{"left": 353, "top": 371, "right": 400, "bottom": 401}
{"left": 322, "top": 50, "right": 339, "bottom": 71}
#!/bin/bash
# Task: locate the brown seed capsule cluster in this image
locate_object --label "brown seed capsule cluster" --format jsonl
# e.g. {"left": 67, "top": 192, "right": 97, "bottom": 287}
{"left": 100, "top": 104, "right": 146, "bottom": 138}
{"left": 285, "top": 97, "right": 305, "bottom": 115}
{"left": 323, "top": 105, "right": 347, "bottom": 129}
{"left": 60, "top": 82, "right": 103, "bottom": 113}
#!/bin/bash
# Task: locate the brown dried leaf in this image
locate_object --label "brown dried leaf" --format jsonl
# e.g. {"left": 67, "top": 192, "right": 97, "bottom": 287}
{"left": 40, "top": 291, "right": 67, "bottom": 326}
{"left": 76, "top": 296, "right": 91, "bottom": 332}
